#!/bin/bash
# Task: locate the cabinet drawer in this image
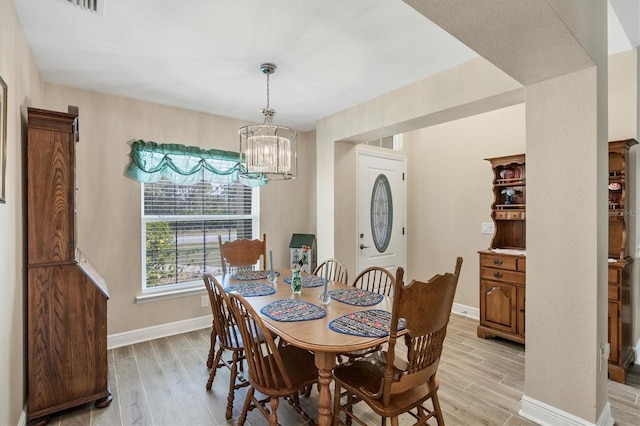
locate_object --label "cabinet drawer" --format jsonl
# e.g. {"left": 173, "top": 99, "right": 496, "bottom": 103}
{"left": 608, "top": 284, "right": 620, "bottom": 301}
{"left": 480, "top": 267, "right": 525, "bottom": 285}
{"left": 608, "top": 267, "right": 621, "bottom": 285}
{"left": 494, "top": 211, "right": 526, "bottom": 220}
{"left": 480, "top": 255, "right": 517, "bottom": 271}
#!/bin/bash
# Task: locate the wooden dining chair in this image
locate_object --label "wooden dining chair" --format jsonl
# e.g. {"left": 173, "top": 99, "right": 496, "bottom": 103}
{"left": 202, "top": 274, "right": 250, "bottom": 420}
{"left": 227, "top": 292, "right": 319, "bottom": 426}
{"left": 314, "top": 258, "right": 348, "bottom": 284}
{"left": 218, "top": 233, "right": 267, "bottom": 273}
{"left": 332, "top": 257, "right": 463, "bottom": 426}
{"left": 337, "top": 266, "right": 403, "bottom": 364}
{"left": 352, "top": 266, "right": 396, "bottom": 296}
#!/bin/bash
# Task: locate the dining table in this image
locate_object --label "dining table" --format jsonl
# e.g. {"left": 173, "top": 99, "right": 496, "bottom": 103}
{"left": 214, "top": 268, "right": 397, "bottom": 426}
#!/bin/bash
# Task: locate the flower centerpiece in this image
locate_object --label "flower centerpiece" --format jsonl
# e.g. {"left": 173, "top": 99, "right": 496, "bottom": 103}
{"left": 290, "top": 245, "right": 309, "bottom": 294}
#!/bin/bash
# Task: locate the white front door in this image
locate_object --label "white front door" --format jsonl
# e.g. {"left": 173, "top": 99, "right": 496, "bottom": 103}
{"left": 356, "top": 147, "right": 406, "bottom": 276}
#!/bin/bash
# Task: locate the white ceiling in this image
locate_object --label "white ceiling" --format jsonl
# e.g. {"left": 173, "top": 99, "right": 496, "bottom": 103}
{"left": 12, "top": 0, "right": 640, "bottom": 132}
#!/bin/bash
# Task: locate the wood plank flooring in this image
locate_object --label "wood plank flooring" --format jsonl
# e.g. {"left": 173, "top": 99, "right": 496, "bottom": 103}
{"left": 46, "top": 315, "right": 640, "bottom": 425}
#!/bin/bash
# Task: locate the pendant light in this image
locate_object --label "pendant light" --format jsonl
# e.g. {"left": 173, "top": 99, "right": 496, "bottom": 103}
{"left": 239, "top": 63, "right": 296, "bottom": 181}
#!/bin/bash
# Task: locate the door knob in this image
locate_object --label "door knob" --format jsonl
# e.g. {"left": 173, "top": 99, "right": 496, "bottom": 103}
{"left": 359, "top": 244, "right": 370, "bottom": 250}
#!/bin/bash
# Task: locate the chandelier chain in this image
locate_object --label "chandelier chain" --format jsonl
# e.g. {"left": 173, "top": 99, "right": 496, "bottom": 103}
{"left": 266, "top": 72, "right": 270, "bottom": 110}
{"left": 260, "top": 64, "right": 276, "bottom": 124}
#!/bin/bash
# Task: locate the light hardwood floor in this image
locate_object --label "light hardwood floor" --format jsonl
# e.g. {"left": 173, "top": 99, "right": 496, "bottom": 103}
{"left": 46, "top": 315, "right": 640, "bottom": 426}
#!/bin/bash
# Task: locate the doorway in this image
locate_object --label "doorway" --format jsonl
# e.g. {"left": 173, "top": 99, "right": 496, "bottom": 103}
{"left": 356, "top": 146, "right": 407, "bottom": 276}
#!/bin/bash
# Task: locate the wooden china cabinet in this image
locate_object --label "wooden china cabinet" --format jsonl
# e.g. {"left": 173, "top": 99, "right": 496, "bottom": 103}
{"left": 607, "top": 139, "right": 636, "bottom": 383}
{"left": 477, "top": 154, "right": 526, "bottom": 344}
{"left": 26, "top": 108, "right": 111, "bottom": 423}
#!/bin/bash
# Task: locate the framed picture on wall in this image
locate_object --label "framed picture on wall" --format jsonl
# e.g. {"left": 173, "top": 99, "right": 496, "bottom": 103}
{"left": 0, "top": 75, "right": 6, "bottom": 203}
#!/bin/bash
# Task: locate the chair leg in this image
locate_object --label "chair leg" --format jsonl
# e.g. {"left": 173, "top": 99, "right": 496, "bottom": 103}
{"left": 301, "top": 383, "right": 313, "bottom": 398}
{"left": 206, "top": 346, "right": 223, "bottom": 390}
{"left": 206, "top": 327, "right": 216, "bottom": 369}
{"left": 225, "top": 351, "right": 240, "bottom": 419}
{"left": 238, "top": 350, "right": 245, "bottom": 372}
{"left": 238, "top": 386, "right": 254, "bottom": 426}
{"left": 345, "top": 393, "right": 354, "bottom": 426}
{"left": 268, "top": 396, "right": 280, "bottom": 426}
{"left": 432, "top": 392, "right": 445, "bottom": 425}
{"left": 333, "top": 383, "right": 345, "bottom": 426}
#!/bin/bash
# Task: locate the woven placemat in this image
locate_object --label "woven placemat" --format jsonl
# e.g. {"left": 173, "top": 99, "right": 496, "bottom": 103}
{"left": 283, "top": 275, "right": 327, "bottom": 288}
{"left": 233, "top": 270, "right": 279, "bottom": 280}
{"left": 328, "top": 289, "right": 383, "bottom": 306}
{"left": 328, "top": 309, "right": 405, "bottom": 337}
{"left": 260, "top": 299, "right": 326, "bottom": 322}
{"left": 224, "top": 283, "right": 276, "bottom": 297}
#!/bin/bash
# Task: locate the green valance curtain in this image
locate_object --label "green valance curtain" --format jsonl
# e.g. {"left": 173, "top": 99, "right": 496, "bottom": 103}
{"left": 125, "top": 140, "right": 266, "bottom": 187}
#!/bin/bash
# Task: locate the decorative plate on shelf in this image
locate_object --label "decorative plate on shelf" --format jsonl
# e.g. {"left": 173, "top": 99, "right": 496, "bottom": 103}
{"left": 608, "top": 183, "right": 622, "bottom": 191}
{"left": 499, "top": 168, "right": 515, "bottom": 179}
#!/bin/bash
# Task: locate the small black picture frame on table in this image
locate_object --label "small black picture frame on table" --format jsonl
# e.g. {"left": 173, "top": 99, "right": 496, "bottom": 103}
{"left": 0, "top": 75, "right": 6, "bottom": 203}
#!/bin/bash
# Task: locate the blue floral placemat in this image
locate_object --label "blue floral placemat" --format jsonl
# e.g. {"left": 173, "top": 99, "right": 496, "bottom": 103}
{"left": 224, "top": 283, "right": 276, "bottom": 297}
{"left": 233, "top": 270, "right": 279, "bottom": 280}
{"left": 329, "top": 309, "right": 405, "bottom": 337}
{"left": 328, "top": 289, "right": 384, "bottom": 306}
{"left": 283, "top": 275, "right": 327, "bottom": 288}
{"left": 260, "top": 299, "right": 327, "bottom": 322}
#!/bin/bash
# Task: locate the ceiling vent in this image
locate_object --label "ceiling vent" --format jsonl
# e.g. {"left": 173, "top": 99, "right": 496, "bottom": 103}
{"left": 58, "top": 0, "right": 104, "bottom": 15}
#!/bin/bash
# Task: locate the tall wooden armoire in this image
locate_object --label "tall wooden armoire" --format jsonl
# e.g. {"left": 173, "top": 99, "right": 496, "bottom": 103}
{"left": 26, "top": 107, "right": 111, "bottom": 422}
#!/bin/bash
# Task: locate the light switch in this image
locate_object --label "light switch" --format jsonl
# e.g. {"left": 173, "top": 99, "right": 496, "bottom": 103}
{"left": 481, "top": 222, "right": 495, "bottom": 234}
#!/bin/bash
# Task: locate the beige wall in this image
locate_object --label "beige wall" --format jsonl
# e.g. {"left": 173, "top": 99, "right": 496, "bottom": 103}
{"left": 526, "top": 67, "right": 605, "bottom": 420}
{"left": 404, "top": 104, "right": 526, "bottom": 307}
{"left": 317, "top": 57, "right": 524, "bottom": 266}
{"left": 0, "top": 2, "right": 46, "bottom": 424}
{"left": 43, "top": 84, "right": 316, "bottom": 335}
{"left": 333, "top": 141, "right": 358, "bottom": 272}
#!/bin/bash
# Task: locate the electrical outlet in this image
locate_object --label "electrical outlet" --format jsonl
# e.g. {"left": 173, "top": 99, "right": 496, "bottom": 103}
{"left": 200, "top": 295, "right": 209, "bottom": 308}
{"left": 481, "top": 222, "right": 495, "bottom": 234}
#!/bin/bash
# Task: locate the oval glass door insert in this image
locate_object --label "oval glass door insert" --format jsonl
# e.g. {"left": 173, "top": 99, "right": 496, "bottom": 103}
{"left": 370, "top": 174, "right": 393, "bottom": 252}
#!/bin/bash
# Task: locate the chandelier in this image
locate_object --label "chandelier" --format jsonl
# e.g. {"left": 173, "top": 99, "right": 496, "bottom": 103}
{"left": 239, "top": 63, "right": 297, "bottom": 181}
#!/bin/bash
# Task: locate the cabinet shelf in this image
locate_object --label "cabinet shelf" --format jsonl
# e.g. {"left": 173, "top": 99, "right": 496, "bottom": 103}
{"left": 609, "top": 206, "right": 624, "bottom": 215}
{"left": 495, "top": 179, "right": 526, "bottom": 186}
{"left": 495, "top": 204, "right": 525, "bottom": 209}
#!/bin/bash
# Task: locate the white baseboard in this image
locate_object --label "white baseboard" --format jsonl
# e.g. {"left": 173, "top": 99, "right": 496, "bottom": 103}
{"left": 452, "top": 302, "right": 479, "bottom": 320}
{"left": 18, "top": 404, "right": 27, "bottom": 426}
{"left": 520, "top": 395, "right": 613, "bottom": 426}
{"left": 597, "top": 402, "right": 614, "bottom": 426}
{"left": 107, "top": 315, "right": 212, "bottom": 349}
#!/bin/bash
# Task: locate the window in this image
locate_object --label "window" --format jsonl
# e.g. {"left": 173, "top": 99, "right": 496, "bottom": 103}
{"left": 364, "top": 134, "right": 403, "bottom": 150}
{"left": 142, "top": 175, "right": 259, "bottom": 292}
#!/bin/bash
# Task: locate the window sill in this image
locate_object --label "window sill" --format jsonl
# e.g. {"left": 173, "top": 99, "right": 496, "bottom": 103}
{"left": 135, "top": 285, "right": 206, "bottom": 304}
